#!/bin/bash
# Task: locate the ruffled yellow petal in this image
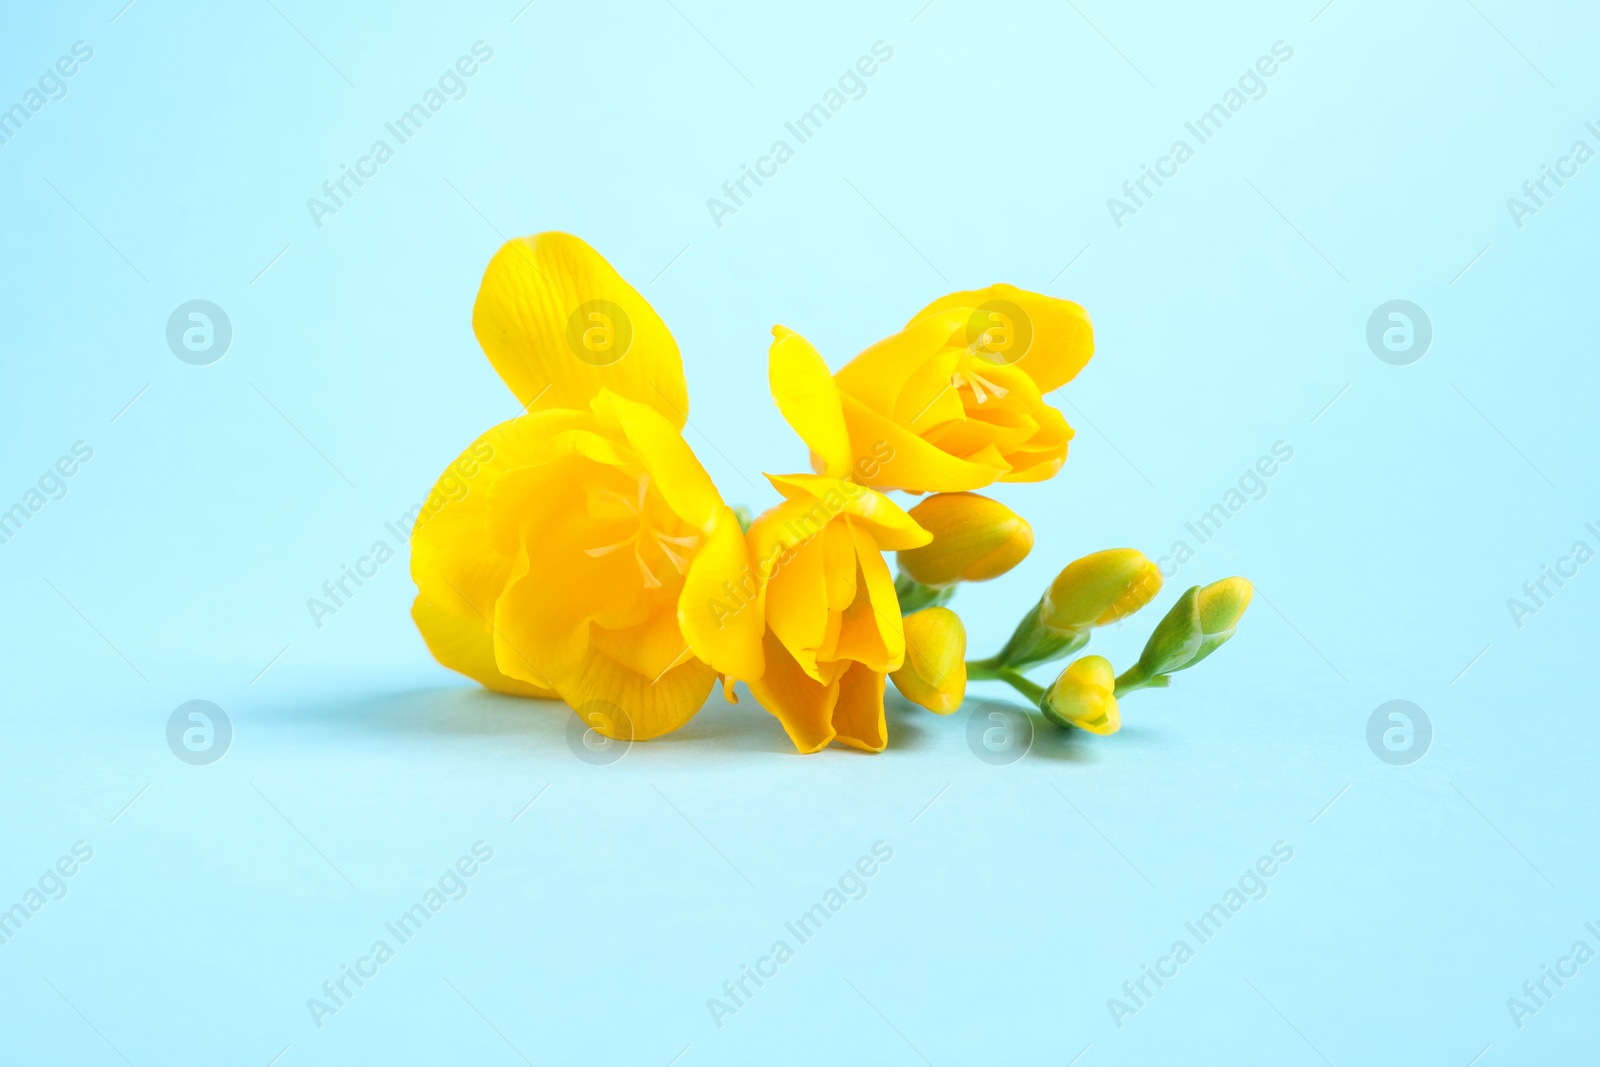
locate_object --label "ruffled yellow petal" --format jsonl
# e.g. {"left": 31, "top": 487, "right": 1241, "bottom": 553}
{"left": 747, "top": 631, "right": 838, "bottom": 754}
{"left": 769, "top": 326, "right": 851, "bottom": 478}
{"left": 472, "top": 232, "right": 689, "bottom": 427}
{"left": 491, "top": 524, "right": 716, "bottom": 741}
{"left": 841, "top": 394, "right": 1004, "bottom": 492}
{"left": 410, "top": 415, "right": 586, "bottom": 694}
{"left": 557, "top": 647, "right": 717, "bottom": 740}
{"left": 410, "top": 595, "right": 557, "bottom": 698}
{"left": 834, "top": 307, "right": 969, "bottom": 415}
{"left": 764, "top": 473, "right": 932, "bottom": 551}
{"left": 908, "top": 284, "right": 1094, "bottom": 394}
{"left": 831, "top": 662, "right": 888, "bottom": 752}
{"left": 829, "top": 583, "right": 888, "bottom": 669}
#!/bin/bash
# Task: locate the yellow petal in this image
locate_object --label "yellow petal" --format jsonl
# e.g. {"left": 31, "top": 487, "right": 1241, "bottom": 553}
{"left": 847, "top": 519, "right": 906, "bottom": 670}
{"left": 410, "top": 416, "right": 578, "bottom": 694}
{"left": 589, "top": 604, "right": 693, "bottom": 681}
{"left": 491, "top": 540, "right": 595, "bottom": 689}
{"left": 557, "top": 646, "right": 717, "bottom": 741}
{"left": 747, "top": 631, "right": 839, "bottom": 753}
{"left": 761, "top": 515, "right": 831, "bottom": 682}
{"left": 821, "top": 520, "right": 857, "bottom": 612}
{"left": 764, "top": 473, "right": 932, "bottom": 551}
{"left": 834, "top": 306, "right": 969, "bottom": 415}
{"left": 678, "top": 505, "right": 765, "bottom": 682}
{"left": 769, "top": 326, "right": 851, "bottom": 478}
{"left": 410, "top": 595, "right": 558, "bottom": 698}
{"left": 908, "top": 284, "right": 1094, "bottom": 393}
{"left": 472, "top": 232, "right": 689, "bottom": 427}
{"left": 831, "top": 662, "right": 888, "bottom": 752}
{"left": 829, "top": 584, "right": 888, "bottom": 670}
{"left": 841, "top": 394, "right": 1005, "bottom": 492}
{"left": 601, "top": 389, "right": 721, "bottom": 529}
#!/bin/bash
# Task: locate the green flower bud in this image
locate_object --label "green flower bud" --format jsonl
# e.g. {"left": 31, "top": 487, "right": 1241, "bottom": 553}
{"left": 1134, "top": 577, "right": 1253, "bottom": 679}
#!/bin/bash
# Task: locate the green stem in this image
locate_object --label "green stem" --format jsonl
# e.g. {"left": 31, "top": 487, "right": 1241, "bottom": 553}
{"left": 895, "top": 571, "right": 955, "bottom": 615}
{"left": 965, "top": 656, "right": 1007, "bottom": 681}
{"left": 1113, "top": 663, "right": 1169, "bottom": 698}
{"left": 998, "top": 669, "right": 1046, "bottom": 705}
{"left": 964, "top": 660, "right": 1047, "bottom": 704}
{"left": 983, "top": 599, "right": 1089, "bottom": 673}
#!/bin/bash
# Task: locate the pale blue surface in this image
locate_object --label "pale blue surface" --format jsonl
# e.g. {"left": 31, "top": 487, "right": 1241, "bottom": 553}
{"left": 3, "top": 1, "right": 1598, "bottom": 1063}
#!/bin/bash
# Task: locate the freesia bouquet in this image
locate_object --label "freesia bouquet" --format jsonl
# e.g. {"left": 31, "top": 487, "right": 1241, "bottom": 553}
{"left": 408, "top": 233, "right": 1251, "bottom": 753}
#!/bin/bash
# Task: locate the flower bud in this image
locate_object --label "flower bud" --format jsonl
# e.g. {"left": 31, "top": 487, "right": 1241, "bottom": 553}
{"left": 890, "top": 607, "right": 968, "bottom": 714}
{"left": 1135, "top": 577, "right": 1253, "bottom": 679}
{"left": 1040, "top": 549, "right": 1162, "bottom": 632}
{"left": 1197, "top": 577, "right": 1253, "bottom": 637}
{"left": 1187, "top": 576, "right": 1253, "bottom": 667}
{"left": 1041, "top": 655, "right": 1120, "bottom": 734}
{"left": 896, "top": 493, "right": 1033, "bottom": 588}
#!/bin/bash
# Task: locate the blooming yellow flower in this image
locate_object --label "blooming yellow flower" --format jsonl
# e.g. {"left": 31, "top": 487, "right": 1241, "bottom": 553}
{"left": 890, "top": 607, "right": 968, "bottom": 713}
{"left": 736, "top": 473, "right": 931, "bottom": 752}
{"left": 409, "top": 233, "right": 761, "bottom": 739}
{"left": 768, "top": 284, "right": 1094, "bottom": 493}
{"left": 896, "top": 492, "right": 1033, "bottom": 587}
{"left": 1041, "top": 655, "right": 1120, "bottom": 734}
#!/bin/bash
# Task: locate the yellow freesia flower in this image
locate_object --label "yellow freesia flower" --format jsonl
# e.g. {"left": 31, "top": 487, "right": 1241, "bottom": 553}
{"left": 767, "top": 284, "right": 1094, "bottom": 493}
{"left": 409, "top": 233, "right": 761, "bottom": 740}
{"left": 734, "top": 472, "right": 931, "bottom": 753}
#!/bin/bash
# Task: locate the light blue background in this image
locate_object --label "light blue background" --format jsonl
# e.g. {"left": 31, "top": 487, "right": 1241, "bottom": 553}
{"left": 3, "top": 0, "right": 1597, "bottom": 1063}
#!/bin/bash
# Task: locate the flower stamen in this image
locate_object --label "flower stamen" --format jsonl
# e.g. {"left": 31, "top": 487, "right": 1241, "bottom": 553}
{"left": 585, "top": 475, "right": 700, "bottom": 589}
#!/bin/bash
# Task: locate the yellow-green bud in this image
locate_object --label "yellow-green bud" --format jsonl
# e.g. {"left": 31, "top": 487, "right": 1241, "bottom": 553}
{"left": 890, "top": 607, "right": 968, "bottom": 714}
{"left": 1041, "top": 655, "right": 1120, "bottom": 734}
{"left": 897, "top": 493, "right": 1033, "bottom": 588}
{"left": 1040, "top": 549, "right": 1163, "bottom": 632}
{"left": 1197, "top": 577, "right": 1252, "bottom": 637}
{"left": 1135, "top": 577, "right": 1254, "bottom": 678}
